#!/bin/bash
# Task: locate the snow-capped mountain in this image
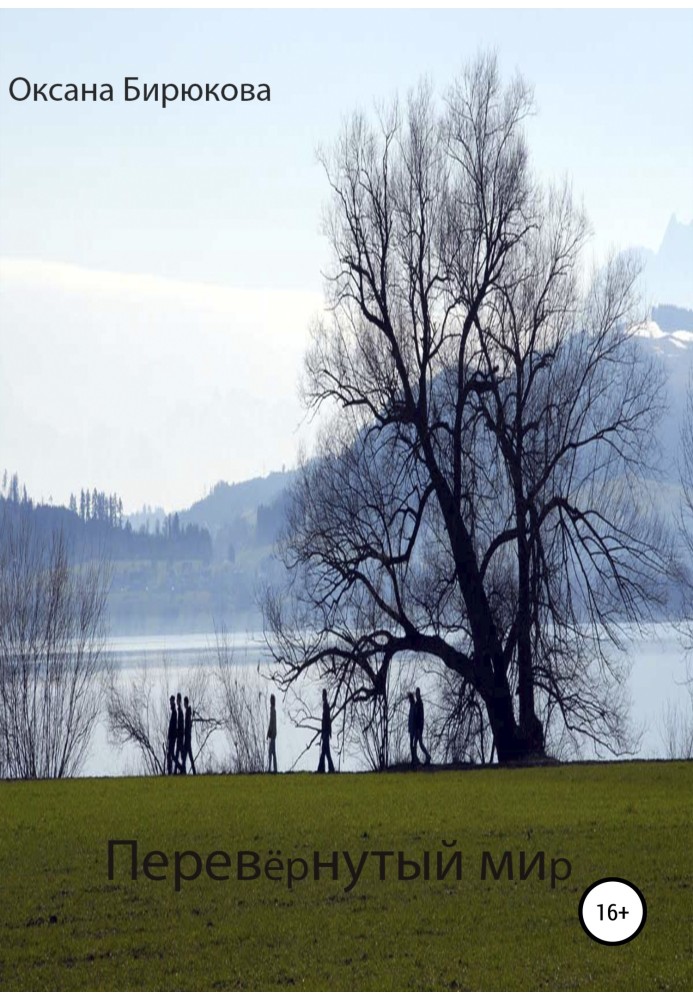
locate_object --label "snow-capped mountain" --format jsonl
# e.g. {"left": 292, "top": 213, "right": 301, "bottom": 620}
{"left": 638, "top": 215, "right": 693, "bottom": 310}
{"left": 633, "top": 315, "right": 693, "bottom": 488}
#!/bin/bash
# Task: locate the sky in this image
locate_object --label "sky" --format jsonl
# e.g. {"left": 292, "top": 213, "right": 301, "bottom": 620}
{"left": 1, "top": 9, "right": 692, "bottom": 512}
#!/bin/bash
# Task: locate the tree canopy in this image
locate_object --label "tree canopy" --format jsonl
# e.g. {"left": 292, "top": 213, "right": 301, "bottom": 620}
{"left": 264, "top": 54, "right": 672, "bottom": 763}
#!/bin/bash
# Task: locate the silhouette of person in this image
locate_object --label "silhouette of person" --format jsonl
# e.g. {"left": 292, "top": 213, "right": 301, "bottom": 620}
{"left": 167, "top": 695, "right": 178, "bottom": 774}
{"left": 407, "top": 691, "right": 419, "bottom": 768}
{"left": 267, "top": 693, "right": 278, "bottom": 773}
{"left": 181, "top": 695, "right": 196, "bottom": 775}
{"left": 176, "top": 692, "right": 186, "bottom": 774}
{"left": 414, "top": 686, "right": 431, "bottom": 765}
{"left": 317, "top": 688, "right": 335, "bottom": 773}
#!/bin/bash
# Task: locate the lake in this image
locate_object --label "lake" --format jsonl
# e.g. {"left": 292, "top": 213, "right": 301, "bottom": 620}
{"left": 83, "top": 624, "right": 693, "bottom": 776}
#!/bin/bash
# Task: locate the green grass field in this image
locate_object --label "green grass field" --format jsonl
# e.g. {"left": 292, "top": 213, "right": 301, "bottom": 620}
{"left": 0, "top": 761, "right": 691, "bottom": 990}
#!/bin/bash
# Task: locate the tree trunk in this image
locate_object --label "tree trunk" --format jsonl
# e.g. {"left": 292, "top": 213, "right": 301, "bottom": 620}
{"left": 515, "top": 501, "right": 545, "bottom": 755}
{"left": 433, "top": 473, "right": 546, "bottom": 762}
{"left": 472, "top": 644, "right": 546, "bottom": 762}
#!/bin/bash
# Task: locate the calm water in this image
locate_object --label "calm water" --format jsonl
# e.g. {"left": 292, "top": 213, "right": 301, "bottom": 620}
{"left": 83, "top": 625, "right": 692, "bottom": 776}
{"left": 91, "top": 630, "right": 325, "bottom": 776}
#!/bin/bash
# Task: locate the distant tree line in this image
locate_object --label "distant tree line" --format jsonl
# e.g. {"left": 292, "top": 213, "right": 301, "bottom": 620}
{"left": 70, "top": 488, "right": 124, "bottom": 528}
{"left": 1, "top": 472, "right": 212, "bottom": 563}
{"left": 1, "top": 471, "right": 31, "bottom": 507}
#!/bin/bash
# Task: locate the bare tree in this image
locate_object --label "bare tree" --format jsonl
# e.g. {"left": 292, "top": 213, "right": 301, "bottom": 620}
{"left": 106, "top": 658, "right": 220, "bottom": 775}
{"left": 263, "top": 54, "right": 672, "bottom": 763}
{"left": 346, "top": 657, "right": 418, "bottom": 770}
{"left": 658, "top": 692, "right": 693, "bottom": 759}
{"left": 213, "top": 626, "right": 269, "bottom": 773}
{"left": 435, "top": 670, "right": 494, "bottom": 765}
{"left": 0, "top": 510, "right": 110, "bottom": 778}
{"left": 106, "top": 663, "right": 166, "bottom": 775}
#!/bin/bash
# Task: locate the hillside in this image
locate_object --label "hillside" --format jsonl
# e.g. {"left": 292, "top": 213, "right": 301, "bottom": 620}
{"left": 108, "top": 471, "right": 294, "bottom": 632}
{"left": 180, "top": 470, "right": 295, "bottom": 536}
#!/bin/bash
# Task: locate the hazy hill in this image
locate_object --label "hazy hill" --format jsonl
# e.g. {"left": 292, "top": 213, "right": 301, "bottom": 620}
{"left": 652, "top": 304, "right": 693, "bottom": 334}
{"left": 179, "top": 470, "right": 295, "bottom": 536}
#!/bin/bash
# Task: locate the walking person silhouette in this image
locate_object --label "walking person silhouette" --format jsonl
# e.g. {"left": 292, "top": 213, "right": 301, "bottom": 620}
{"left": 414, "top": 686, "right": 431, "bottom": 765}
{"left": 180, "top": 695, "right": 196, "bottom": 775}
{"left": 176, "top": 692, "right": 186, "bottom": 774}
{"left": 167, "top": 695, "right": 179, "bottom": 774}
{"left": 267, "top": 693, "right": 278, "bottom": 773}
{"left": 317, "top": 688, "right": 335, "bottom": 773}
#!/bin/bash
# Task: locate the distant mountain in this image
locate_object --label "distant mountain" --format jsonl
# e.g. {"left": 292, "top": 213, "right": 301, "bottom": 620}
{"left": 651, "top": 304, "right": 693, "bottom": 334}
{"left": 639, "top": 216, "right": 693, "bottom": 310}
{"left": 179, "top": 470, "right": 295, "bottom": 536}
{"left": 633, "top": 321, "right": 693, "bottom": 481}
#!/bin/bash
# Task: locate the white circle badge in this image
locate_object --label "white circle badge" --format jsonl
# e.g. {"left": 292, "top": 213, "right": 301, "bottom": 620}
{"left": 578, "top": 877, "right": 647, "bottom": 945}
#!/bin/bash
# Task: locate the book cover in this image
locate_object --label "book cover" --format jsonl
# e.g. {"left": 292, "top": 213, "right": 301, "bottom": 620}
{"left": 0, "top": 7, "right": 691, "bottom": 992}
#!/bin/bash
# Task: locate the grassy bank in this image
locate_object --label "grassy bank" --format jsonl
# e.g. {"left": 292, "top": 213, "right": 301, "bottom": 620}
{"left": 0, "top": 761, "right": 690, "bottom": 990}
